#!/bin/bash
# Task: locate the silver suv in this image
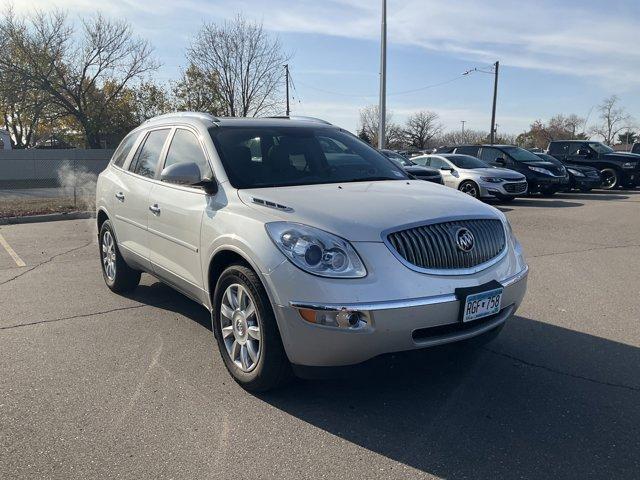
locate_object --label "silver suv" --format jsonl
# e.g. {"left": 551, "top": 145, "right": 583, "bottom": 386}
{"left": 96, "top": 113, "right": 528, "bottom": 391}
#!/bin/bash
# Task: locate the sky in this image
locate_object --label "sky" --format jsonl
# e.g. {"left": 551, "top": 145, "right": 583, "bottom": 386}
{"left": 16, "top": 0, "right": 640, "bottom": 136}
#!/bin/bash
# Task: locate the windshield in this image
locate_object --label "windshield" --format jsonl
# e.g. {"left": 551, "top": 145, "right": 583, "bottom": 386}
{"left": 588, "top": 142, "right": 614, "bottom": 154}
{"left": 502, "top": 146, "right": 542, "bottom": 163}
{"left": 209, "top": 126, "right": 408, "bottom": 189}
{"left": 446, "top": 155, "right": 490, "bottom": 169}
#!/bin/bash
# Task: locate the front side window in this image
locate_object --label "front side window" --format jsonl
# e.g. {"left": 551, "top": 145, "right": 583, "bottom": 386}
{"left": 112, "top": 133, "right": 138, "bottom": 168}
{"left": 428, "top": 157, "right": 450, "bottom": 169}
{"left": 567, "top": 143, "right": 587, "bottom": 155}
{"left": 130, "top": 129, "right": 170, "bottom": 178}
{"left": 446, "top": 155, "right": 489, "bottom": 169}
{"left": 480, "top": 147, "right": 503, "bottom": 163}
{"left": 209, "top": 126, "right": 408, "bottom": 189}
{"left": 164, "top": 129, "right": 213, "bottom": 178}
{"left": 500, "top": 146, "right": 541, "bottom": 163}
{"left": 411, "top": 155, "right": 429, "bottom": 166}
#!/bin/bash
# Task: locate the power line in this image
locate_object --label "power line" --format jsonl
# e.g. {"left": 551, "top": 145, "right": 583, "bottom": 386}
{"left": 293, "top": 66, "right": 487, "bottom": 100}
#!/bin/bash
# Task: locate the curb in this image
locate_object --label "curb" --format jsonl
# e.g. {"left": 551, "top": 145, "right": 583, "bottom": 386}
{"left": 0, "top": 211, "right": 95, "bottom": 226}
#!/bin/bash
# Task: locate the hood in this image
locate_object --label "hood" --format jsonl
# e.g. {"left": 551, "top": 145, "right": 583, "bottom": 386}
{"left": 238, "top": 180, "right": 502, "bottom": 242}
{"left": 604, "top": 152, "right": 640, "bottom": 161}
{"left": 404, "top": 165, "right": 440, "bottom": 176}
{"left": 526, "top": 161, "right": 566, "bottom": 175}
{"left": 464, "top": 167, "right": 524, "bottom": 179}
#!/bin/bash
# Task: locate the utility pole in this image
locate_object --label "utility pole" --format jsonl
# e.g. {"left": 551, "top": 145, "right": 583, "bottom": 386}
{"left": 490, "top": 60, "right": 499, "bottom": 144}
{"left": 378, "top": 0, "right": 387, "bottom": 149}
{"left": 461, "top": 120, "right": 466, "bottom": 140}
{"left": 284, "top": 64, "right": 290, "bottom": 116}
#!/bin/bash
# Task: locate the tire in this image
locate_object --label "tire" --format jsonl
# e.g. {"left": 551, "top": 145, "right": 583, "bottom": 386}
{"left": 600, "top": 168, "right": 619, "bottom": 190}
{"left": 458, "top": 180, "right": 480, "bottom": 198}
{"left": 212, "top": 264, "right": 291, "bottom": 392}
{"left": 99, "top": 220, "right": 141, "bottom": 293}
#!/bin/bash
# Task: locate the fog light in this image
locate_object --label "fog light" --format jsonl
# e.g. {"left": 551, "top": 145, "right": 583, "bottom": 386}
{"left": 297, "top": 308, "right": 366, "bottom": 329}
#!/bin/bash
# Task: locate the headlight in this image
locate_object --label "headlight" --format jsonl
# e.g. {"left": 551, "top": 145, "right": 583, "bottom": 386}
{"left": 266, "top": 222, "right": 366, "bottom": 278}
{"left": 567, "top": 168, "right": 584, "bottom": 177}
{"left": 480, "top": 176, "right": 503, "bottom": 183}
{"left": 528, "top": 166, "right": 553, "bottom": 176}
{"left": 622, "top": 162, "right": 637, "bottom": 169}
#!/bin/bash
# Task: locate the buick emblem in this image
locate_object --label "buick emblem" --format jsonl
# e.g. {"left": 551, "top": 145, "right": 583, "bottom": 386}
{"left": 455, "top": 228, "right": 475, "bottom": 252}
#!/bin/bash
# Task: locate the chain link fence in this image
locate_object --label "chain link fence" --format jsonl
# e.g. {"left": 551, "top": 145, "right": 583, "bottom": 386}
{"left": 0, "top": 150, "right": 113, "bottom": 218}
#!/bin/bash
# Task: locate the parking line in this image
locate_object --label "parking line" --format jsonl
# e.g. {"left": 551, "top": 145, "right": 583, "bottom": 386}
{"left": 0, "top": 232, "right": 26, "bottom": 267}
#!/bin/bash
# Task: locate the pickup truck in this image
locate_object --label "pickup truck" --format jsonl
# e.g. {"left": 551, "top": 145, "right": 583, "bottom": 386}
{"left": 547, "top": 140, "right": 640, "bottom": 189}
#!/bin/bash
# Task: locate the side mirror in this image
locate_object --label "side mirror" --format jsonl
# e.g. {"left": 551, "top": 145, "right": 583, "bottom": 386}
{"left": 495, "top": 158, "right": 506, "bottom": 165}
{"left": 161, "top": 162, "right": 202, "bottom": 185}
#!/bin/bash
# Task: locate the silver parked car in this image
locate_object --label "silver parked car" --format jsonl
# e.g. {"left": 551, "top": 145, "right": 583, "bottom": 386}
{"left": 96, "top": 113, "right": 528, "bottom": 391}
{"left": 412, "top": 154, "right": 528, "bottom": 201}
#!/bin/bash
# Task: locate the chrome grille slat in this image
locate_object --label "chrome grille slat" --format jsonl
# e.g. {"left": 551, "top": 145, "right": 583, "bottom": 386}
{"left": 386, "top": 219, "right": 506, "bottom": 271}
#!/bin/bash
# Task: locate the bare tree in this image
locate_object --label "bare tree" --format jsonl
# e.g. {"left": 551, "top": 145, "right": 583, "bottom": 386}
{"left": 436, "top": 129, "right": 487, "bottom": 148}
{"left": 358, "top": 105, "right": 403, "bottom": 148}
{"left": 188, "top": 16, "right": 288, "bottom": 117}
{"left": 403, "top": 111, "right": 443, "bottom": 150}
{"left": 590, "top": 95, "right": 634, "bottom": 145}
{"left": 0, "top": 8, "right": 158, "bottom": 148}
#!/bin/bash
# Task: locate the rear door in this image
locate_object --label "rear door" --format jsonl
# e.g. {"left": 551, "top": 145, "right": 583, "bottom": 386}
{"left": 428, "top": 157, "right": 456, "bottom": 187}
{"left": 113, "top": 128, "right": 171, "bottom": 269}
{"left": 147, "top": 127, "right": 212, "bottom": 300}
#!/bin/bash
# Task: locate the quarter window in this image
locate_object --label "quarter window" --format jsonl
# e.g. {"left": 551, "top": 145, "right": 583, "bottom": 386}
{"left": 112, "top": 133, "right": 138, "bottom": 168}
{"left": 429, "top": 157, "right": 449, "bottom": 169}
{"left": 130, "top": 129, "right": 170, "bottom": 178}
{"left": 164, "top": 129, "right": 213, "bottom": 178}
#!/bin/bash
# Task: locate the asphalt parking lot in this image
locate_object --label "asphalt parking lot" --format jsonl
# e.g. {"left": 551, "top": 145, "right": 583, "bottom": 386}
{"left": 1, "top": 190, "right": 639, "bottom": 479}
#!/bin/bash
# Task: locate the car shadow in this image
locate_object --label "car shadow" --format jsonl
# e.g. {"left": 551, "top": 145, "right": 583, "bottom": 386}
{"left": 258, "top": 316, "right": 640, "bottom": 479}
{"left": 554, "top": 192, "right": 629, "bottom": 201}
{"left": 488, "top": 198, "right": 584, "bottom": 208}
{"left": 123, "top": 280, "right": 212, "bottom": 331}
{"left": 122, "top": 283, "right": 640, "bottom": 478}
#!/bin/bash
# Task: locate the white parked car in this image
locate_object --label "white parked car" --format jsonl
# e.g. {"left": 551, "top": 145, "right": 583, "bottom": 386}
{"left": 96, "top": 113, "right": 528, "bottom": 391}
{"left": 412, "top": 153, "right": 528, "bottom": 201}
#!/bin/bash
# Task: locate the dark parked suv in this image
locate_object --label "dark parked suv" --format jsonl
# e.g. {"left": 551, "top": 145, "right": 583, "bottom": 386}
{"left": 436, "top": 144, "right": 569, "bottom": 195}
{"left": 548, "top": 140, "right": 640, "bottom": 190}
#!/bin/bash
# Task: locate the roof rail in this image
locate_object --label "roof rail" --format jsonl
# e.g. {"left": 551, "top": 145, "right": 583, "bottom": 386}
{"left": 143, "top": 112, "right": 220, "bottom": 124}
{"left": 264, "top": 115, "right": 333, "bottom": 126}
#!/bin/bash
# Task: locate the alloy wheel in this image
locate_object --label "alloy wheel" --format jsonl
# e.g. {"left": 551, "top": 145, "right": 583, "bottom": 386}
{"left": 101, "top": 230, "right": 116, "bottom": 281}
{"left": 220, "top": 283, "right": 261, "bottom": 372}
{"left": 600, "top": 168, "right": 617, "bottom": 190}
{"left": 460, "top": 182, "right": 479, "bottom": 198}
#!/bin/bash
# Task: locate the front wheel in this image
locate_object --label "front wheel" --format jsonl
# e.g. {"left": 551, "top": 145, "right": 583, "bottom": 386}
{"left": 458, "top": 180, "right": 480, "bottom": 199}
{"left": 99, "top": 220, "right": 140, "bottom": 293}
{"left": 212, "top": 264, "right": 291, "bottom": 392}
{"left": 600, "top": 168, "right": 619, "bottom": 190}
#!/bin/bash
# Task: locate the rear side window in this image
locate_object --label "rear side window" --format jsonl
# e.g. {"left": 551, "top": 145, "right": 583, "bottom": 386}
{"left": 455, "top": 146, "right": 480, "bottom": 156}
{"left": 164, "top": 129, "right": 213, "bottom": 178}
{"left": 429, "top": 157, "right": 449, "bottom": 169}
{"left": 548, "top": 142, "right": 567, "bottom": 155}
{"left": 129, "top": 129, "right": 170, "bottom": 178}
{"left": 111, "top": 133, "right": 138, "bottom": 168}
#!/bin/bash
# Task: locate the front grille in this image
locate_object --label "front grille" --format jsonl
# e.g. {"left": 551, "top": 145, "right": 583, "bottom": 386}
{"left": 503, "top": 182, "right": 527, "bottom": 193}
{"left": 387, "top": 219, "right": 506, "bottom": 271}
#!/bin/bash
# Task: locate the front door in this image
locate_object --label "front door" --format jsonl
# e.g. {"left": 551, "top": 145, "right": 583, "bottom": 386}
{"left": 112, "top": 128, "right": 171, "bottom": 269}
{"left": 147, "top": 128, "right": 213, "bottom": 301}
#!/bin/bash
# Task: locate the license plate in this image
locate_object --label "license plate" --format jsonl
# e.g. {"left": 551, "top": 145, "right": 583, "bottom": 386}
{"left": 462, "top": 288, "right": 503, "bottom": 322}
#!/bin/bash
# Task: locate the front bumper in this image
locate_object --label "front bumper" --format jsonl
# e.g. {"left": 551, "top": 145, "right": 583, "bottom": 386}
{"left": 527, "top": 175, "right": 570, "bottom": 193}
{"left": 570, "top": 175, "right": 602, "bottom": 190}
{"left": 274, "top": 265, "right": 528, "bottom": 367}
{"left": 621, "top": 170, "right": 639, "bottom": 187}
{"left": 479, "top": 180, "right": 528, "bottom": 198}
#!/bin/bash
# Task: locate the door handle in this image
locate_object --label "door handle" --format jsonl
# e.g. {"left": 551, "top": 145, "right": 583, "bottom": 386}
{"left": 115, "top": 192, "right": 125, "bottom": 202}
{"left": 149, "top": 204, "right": 161, "bottom": 215}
